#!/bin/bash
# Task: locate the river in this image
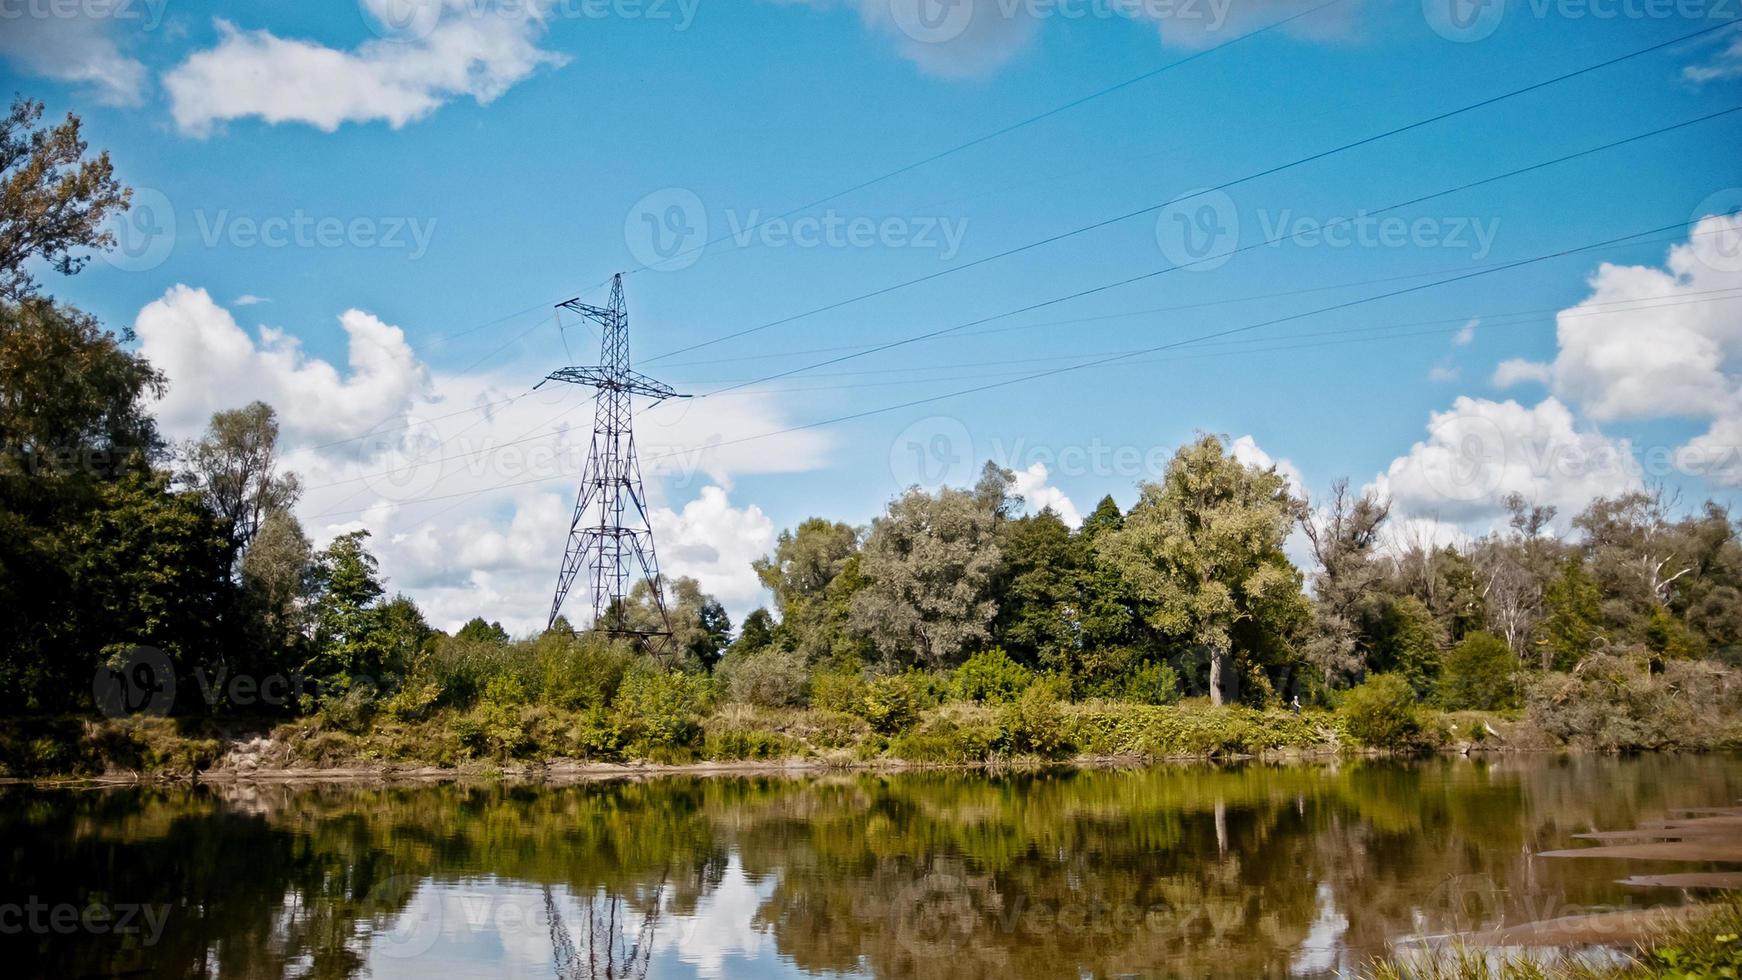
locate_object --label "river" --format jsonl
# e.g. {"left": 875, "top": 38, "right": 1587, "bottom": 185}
{"left": 6, "top": 754, "right": 1740, "bottom": 978}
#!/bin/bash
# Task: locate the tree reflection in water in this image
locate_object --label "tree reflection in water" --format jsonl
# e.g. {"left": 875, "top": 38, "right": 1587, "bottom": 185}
{"left": 4, "top": 755, "right": 1739, "bottom": 979}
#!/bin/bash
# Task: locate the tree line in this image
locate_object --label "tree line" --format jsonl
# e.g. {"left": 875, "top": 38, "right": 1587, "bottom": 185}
{"left": 3, "top": 97, "right": 1740, "bottom": 724}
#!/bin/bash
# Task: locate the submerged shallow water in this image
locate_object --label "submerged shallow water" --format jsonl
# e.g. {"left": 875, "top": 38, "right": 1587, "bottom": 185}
{"left": 5, "top": 754, "right": 1741, "bottom": 979}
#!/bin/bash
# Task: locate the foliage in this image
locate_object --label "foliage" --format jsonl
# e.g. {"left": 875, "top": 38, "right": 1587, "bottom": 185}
{"left": 0, "top": 97, "right": 131, "bottom": 301}
{"left": 716, "top": 645, "right": 809, "bottom": 708}
{"left": 177, "top": 401, "right": 299, "bottom": 562}
{"left": 951, "top": 647, "right": 1033, "bottom": 704}
{"left": 612, "top": 667, "right": 709, "bottom": 758}
{"left": 1525, "top": 654, "right": 1742, "bottom": 752}
{"left": 860, "top": 672, "right": 929, "bottom": 735}
{"left": 1436, "top": 632, "right": 1519, "bottom": 711}
{"left": 1340, "top": 674, "right": 1426, "bottom": 750}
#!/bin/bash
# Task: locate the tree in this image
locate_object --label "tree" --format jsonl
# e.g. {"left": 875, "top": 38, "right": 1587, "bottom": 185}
{"left": 1301, "top": 478, "right": 1390, "bottom": 688}
{"left": 1099, "top": 435, "right": 1308, "bottom": 706}
{"left": 238, "top": 507, "right": 315, "bottom": 666}
{"left": 612, "top": 576, "right": 732, "bottom": 669}
{"left": 455, "top": 617, "right": 510, "bottom": 645}
{"left": 305, "top": 531, "right": 390, "bottom": 697}
{"left": 753, "top": 517, "right": 860, "bottom": 660}
{"left": 0, "top": 97, "right": 131, "bottom": 301}
{"left": 996, "top": 508, "right": 1082, "bottom": 670}
{"left": 850, "top": 482, "right": 1004, "bottom": 670}
{"left": 1367, "top": 595, "right": 1442, "bottom": 698}
{"left": 179, "top": 402, "right": 301, "bottom": 564}
{"left": 1541, "top": 557, "right": 1604, "bottom": 670}
{"left": 0, "top": 297, "right": 163, "bottom": 465}
{"left": 1437, "top": 632, "right": 1519, "bottom": 711}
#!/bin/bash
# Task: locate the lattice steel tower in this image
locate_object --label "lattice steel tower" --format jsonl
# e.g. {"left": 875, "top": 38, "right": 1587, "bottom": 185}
{"left": 542, "top": 275, "right": 686, "bottom": 639}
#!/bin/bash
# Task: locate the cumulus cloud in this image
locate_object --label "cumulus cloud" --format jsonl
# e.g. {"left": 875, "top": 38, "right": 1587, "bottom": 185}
{"left": 1492, "top": 358, "right": 1551, "bottom": 389}
{"left": 134, "top": 288, "right": 827, "bottom": 632}
{"left": 0, "top": 11, "right": 150, "bottom": 106}
{"left": 134, "top": 284, "right": 429, "bottom": 443}
{"left": 1371, "top": 396, "right": 1640, "bottom": 530}
{"left": 1231, "top": 433, "right": 1304, "bottom": 497}
{"left": 163, "top": 2, "right": 566, "bottom": 135}
{"left": 1011, "top": 461, "right": 1081, "bottom": 526}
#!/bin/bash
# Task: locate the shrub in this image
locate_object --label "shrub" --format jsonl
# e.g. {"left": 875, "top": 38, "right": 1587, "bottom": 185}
{"left": 952, "top": 648, "right": 1033, "bottom": 704}
{"left": 1526, "top": 652, "right": 1742, "bottom": 751}
{"left": 1436, "top": 632, "right": 1519, "bottom": 711}
{"left": 860, "top": 673, "right": 927, "bottom": 734}
{"left": 1119, "top": 661, "right": 1182, "bottom": 705}
{"left": 613, "top": 668, "right": 709, "bottom": 757}
{"left": 995, "top": 681, "right": 1072, "bottom": 757}
{"left": 1340, "top": 674, "right": 1424, "bottom": 750}
{"left": 888, "top": 707, "right": 999, "bottom": 764}
{"left": 717, "top": 646, "right": 809, "bottom": 707}
{"left": 811, "top": 670, "right": 869, "bottom": 714}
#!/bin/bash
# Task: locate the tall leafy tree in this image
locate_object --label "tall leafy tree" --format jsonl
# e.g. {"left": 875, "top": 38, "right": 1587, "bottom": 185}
{"left": 1099, "top": 435, "right": 1308, "bottom": 705}
{"left": 0, "top": 97, "right": 131, "bottom": 301}
{"left": 851, "top": 481, "right": 1004, "bottom": 670}
{"left": 179, "top": 401, "right": 301, "bottom": 564}
{"left": 1301, "top": 478, "right": 1390, "bottom": 687}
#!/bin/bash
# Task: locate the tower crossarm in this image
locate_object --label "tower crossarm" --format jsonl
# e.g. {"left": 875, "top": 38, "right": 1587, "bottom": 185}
{"left": 541, "top": 366, "right": 686, "bottom": 402}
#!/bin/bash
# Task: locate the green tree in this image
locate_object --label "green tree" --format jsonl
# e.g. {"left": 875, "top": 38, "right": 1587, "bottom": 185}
{"left": 1541, "top": 556, "right": 1604, "bottom": 670}
{"left": 0, "top": 97, "right": 131, "bottom": 301}
{"left": 1301, "top": 479, "right": 1389, "bottom": 689}
{"left": 304, "top": 531, "right": 391, "bottom": 698}
{"left": 996, "top": 508, "right": 1082, "bottom": 670}
{"left": 1436, "top": 631, "right": 1519, "bottom": 711}
{"left": 1099, "top": 435, "right": 1308, "bottom": 705}
{"left": 179, "top": 401, "right": 300, "bottom": 564}
{"left": 0, "top": 297, "right": 163, "bottom": 465}
{"left": 455, "top": 617, "right": 509, "bottom": 645}
{"left": 850, "top": 480, "right": 1004, "bottom": 670}
{"left": 1367, "top": 595, "right": 1443, "bottom": 698}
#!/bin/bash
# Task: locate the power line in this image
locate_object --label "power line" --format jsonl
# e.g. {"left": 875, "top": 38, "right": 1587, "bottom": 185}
{"left": 306, "top": 218, "right": 1732, "bottom": 520}
{"left": 688, "top": 105, "right": 1742, "bottom": 398}
{"left": 639, "top": 20, "right": 1740, "bottom": 367}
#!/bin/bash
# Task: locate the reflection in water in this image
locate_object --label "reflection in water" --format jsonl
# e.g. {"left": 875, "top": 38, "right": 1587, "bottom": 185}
{"left": 4, "top": 755, "right": 1740, "bottom": 979}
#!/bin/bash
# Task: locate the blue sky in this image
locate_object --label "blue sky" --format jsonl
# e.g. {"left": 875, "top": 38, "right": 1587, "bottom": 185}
{"left": 5, "top": 0, "right": 1741, "bottom": 631}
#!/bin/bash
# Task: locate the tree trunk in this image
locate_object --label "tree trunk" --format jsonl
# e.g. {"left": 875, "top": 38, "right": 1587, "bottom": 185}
{"left": 1208, "top": 645, "right": 1234, "bottom": 706}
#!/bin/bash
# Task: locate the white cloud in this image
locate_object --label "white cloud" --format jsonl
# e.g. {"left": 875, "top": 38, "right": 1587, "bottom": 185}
{"left": 1492, "top": 358, "right": 1551, "bottom": 389}
{"left": 133, "top": 287, "right": 827, "bottom": 632}
{"left": 233, "top": 294, "right": 271, "bottom": 306}
{"left": 163, "top": 3, "right": 566, "bottom": 135}
{"left": 1684, "top": 24, "right": 1742, "bottom": 83}
{"left": 1011, "top": 461, "right": 1080, "bottom": 527}
{"left": 134, "top": 284, "right": 429, "bottom": 444}
{"left": 1428, "top": 364, "right": 1459, "bottom": 383}
{"left": 776, "top": 0, "right": 1039, "bottom": 78}
{"left": 1454, "top": 317, "right": 1478, "bottom": 346}
{"left": 0, "top": 12, "right": 149, "bottom": 106}
{"left": 1371, "top": 396, "right": 1640, "bottom": 530}
{"left": 1231, "top": 433, "right": 1304, "bottom": 498}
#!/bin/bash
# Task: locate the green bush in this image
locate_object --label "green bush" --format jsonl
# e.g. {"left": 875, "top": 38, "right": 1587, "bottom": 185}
{"left": 951, "top": 648, "right": 1033, "bottom": 704}
{"left": 860, "top": 673, "right": 926, "bottom": 735}
{"left": 888, "top": 709, "right": 999, "bottom": 764}
{"left": 1436, "top": 632, "right": 1519, "bottom": 711}
{"left": 1119, "top": 660, "right": 1182, "bottom": 705}
{"left": 717, "top": 646, "right": 809, "bottom": 707}
{"left": 613, "top": 668, "right": 709, "bottom": 758}
{"left": 995, "top": 681, "right": 1072, "bottom": 757}
{"left": 810, "top": 670, "right": 869, "bottom": 714}
{"left": 1340, "top": 674, "right": 1424, "bottom": 750}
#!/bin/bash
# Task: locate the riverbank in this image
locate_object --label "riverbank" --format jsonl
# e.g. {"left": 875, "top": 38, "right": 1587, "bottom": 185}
{"left": 0, "top": 698, "right": 1586, "bottom": 785}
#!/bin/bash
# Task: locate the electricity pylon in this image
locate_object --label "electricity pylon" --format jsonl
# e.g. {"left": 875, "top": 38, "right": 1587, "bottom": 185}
{"left": 541, "top": 274, "right": 687, "bottom": 641}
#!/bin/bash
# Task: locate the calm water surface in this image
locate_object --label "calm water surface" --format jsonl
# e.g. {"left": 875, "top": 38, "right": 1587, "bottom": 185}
{"left": 6, "top": 755, "right": 1742, "bottom": 979}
